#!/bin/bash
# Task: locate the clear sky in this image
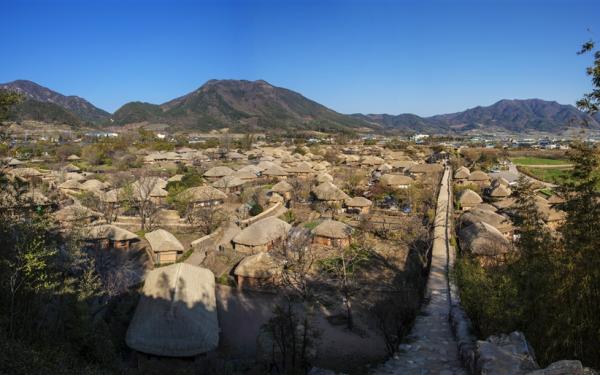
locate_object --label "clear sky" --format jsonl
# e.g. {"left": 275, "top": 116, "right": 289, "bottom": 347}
{"left": 1, "top": 0, "right": 598, "bottom": 116}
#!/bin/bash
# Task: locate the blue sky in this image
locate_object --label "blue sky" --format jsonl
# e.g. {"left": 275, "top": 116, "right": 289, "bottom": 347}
{"left": 1, "top": 0, "right": 599, "bottom": 116}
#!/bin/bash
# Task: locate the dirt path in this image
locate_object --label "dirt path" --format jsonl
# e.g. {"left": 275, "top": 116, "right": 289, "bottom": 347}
{"left": 373, "top": 167, "right": 466, "bottom": 375}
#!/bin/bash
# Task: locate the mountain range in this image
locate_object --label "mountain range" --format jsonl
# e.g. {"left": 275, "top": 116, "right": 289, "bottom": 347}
{"left": 1, "top": 79, "right": 599, "bottom": 134}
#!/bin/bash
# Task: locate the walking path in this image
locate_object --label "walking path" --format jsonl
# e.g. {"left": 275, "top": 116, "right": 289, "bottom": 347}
{"left": 374, "top": 167, "right": 466, "bottom": 375}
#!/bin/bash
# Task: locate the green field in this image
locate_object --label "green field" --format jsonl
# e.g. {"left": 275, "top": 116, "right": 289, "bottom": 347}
{"left": 519, "top": 166, "right": 572, "bottom": 183}
{"left": 510, "top": 157, "right": 570, "bottom": 166}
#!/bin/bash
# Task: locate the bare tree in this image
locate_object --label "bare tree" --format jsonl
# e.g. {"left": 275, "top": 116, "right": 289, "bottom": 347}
{"left": 124, "top": 174, "right": 161, "bottom": 231}
{"left": 320, "top": 242, "right": 370, "bottom": 330}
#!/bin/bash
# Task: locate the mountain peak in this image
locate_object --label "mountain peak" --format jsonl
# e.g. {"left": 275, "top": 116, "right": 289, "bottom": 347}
{"left": 0, "top": 79, "right": 109, "bottom": 123}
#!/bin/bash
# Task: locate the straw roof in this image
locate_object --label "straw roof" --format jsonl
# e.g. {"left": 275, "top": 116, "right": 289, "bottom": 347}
{"left": 460, "top": 208, "right": 513, "bottom": 233}
{"left": 488, "top": 184, "right": 511, "bottom": 198}
{"left": 234, "top": 252, "right": 281, "bottom": 278}
{"left": 315, "top": 173, "right": 334, "bottom": 183}
{"left": 390, "top": 160, "right": 416, "bottom": 169}
{"left": 85, "top": 224, "right": 139, "bottom": 241}
{"left": 458, "top": 222, "right": 511, "bottom": 256}
{"left": 458, "top": 189, "right": 483, "bottom": 206}
{"left": 262, "top": 165, "right": 289, "bottom": 177}
{"left": 237, "top": 164, "right": 261, "bottom": 175}
{"left": 454, "top": 166, "right": 470, "bottom": 179}
{"left": 492, "top": 197, "right": 517, "bottom": 210}
{"left": 232, "top": 217, "right": 291, "bottom": 246}
{"left": 233, "top": 171, "right": 258, "bottom": 180}
{"left": 63, "top": 163, "right": 81, "bottom": 172}
{"left": 167, "top": 174, "right": 184, "bottom": 182}
{"left": 126, "top": 263, "right": 219, "bottom": 357}
{"left": 212, "top": 175, "right": 245, "bottom": 188}
{"left": 54, "top": 204, "right": 101, "bottom": 222}
{"left": 180, "top": 185, "right": 227, "bottom": 202}
{"left": 346, "top": 196, "right": 372, "bottom": 207}
{"left": 312, "top": 181, "right": 350, "bottom": 201}
{"left": 81, "top": 179, "right": 108, "bottom": 192}
{"left": 58, "top": 179, "right": 82, "bottom": 190}
{"left": 67, "top": 154, "right": 81, "bottom": 161}
{"left": 409, "top": 163, "right": 444, "bottom": 174}
{"left": 313, "top": 220, "right": 353, "bottom": 239}
{"left": 475, "top": 203, "right": 498, "bottom": 212}
{"left": 204, "top": 166, "right": 234, "bottom": 178}
{"left": 380, "top": 174, "right": 414, "bottom": 188}
{"left": 491, "top": 177, "right": 510, "bottom": 187}
{"left": 271, "top": 181, "right": 294, "bottom": 194}
{"left": 146, "top": 229, "right": 184, "bottom": 252}
{"left": 468, "top": 170, "right": 490, "bottom": 182}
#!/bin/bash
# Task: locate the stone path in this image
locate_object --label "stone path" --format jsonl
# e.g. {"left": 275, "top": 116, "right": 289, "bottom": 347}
{"left": 374, "top": 167, "right": 467, "bottom": 375}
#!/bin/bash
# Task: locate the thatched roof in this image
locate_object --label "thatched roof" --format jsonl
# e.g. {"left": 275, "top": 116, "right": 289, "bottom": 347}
{"left": 179, "top": 185, "right": 227, "bottom": 202}
{"left": 212, "top": 175, "right": 245, "bottom": 188}
{"left": 54, "top": 204, "right": 102, "bottom": 222}
{"left": 491, "top": 177, "right": 510, "bottom": 187}
{"left": 460, "top": 208, "right": 513, "bottom": 233}
{"left": 346, "top": 196, "right": 372, "bottom": 207}
{"left": 58, "top": 179, "right": 82, "bottom": 190}
{"left": 232, "top": 217, "right": 291, "bottom": 246}
{"left": 167, "top": 174, "right": 184, "bottom": 182}
{"left": 468, "top": 170, "right": 490, "bottom": 182}
{"left": 126, "top": 263, "right": 219, "bottom": 356}
{"left": 67, "top": 154, "right": 81, "bottom": 161}
{"left": 81, "top": 179, "right": 108, "bottom": 192}
{"left": 233, "top": 171, "right": 258, "bottom": 180}
{"left": 312, "top": 181, "right": 350, "bottom": 201}
{"left": 454, "top": 166, "right": 470, "bottom": 179}
{"left": 458, "top": 222, "right": 511, "bottom": 256}
{"left": 234, "top": 252, "right": 281, "bottom": 278}
{"left": 458, "top": 189, "right": 483, "bottom": 206}
{"left": 271, "top": 181, "right": 293, "bottom": 193}
{"left": 488, "top": 184, "right": 511, "bottom": 198}
{"left": 85, "top": 224, "right": 139, "bottom": 241}
{"left": 315, "top": 173, "right": 334, "bottom": 183}
{"left": 262, "top": 165, "right": 289, "bottom": 177}
{"left": 313, "top": 220, "right": 353, "bottom": 239}
{"left": 390, "top": 160, "right": 416, "bottom": 169}
{"left": 146, "top": 229, "right": 184, "bottom": 252}
{"left": 492, "top": 198, "right": 517, "bottom": 210}
{"left": 237, "top": 164, "right": 262, "bottom": 175}
{"left": 63, "top": 163, "right": 81, "bottom": 172}
{"left": 380, "top": 174, "right": 414, "bottom": 188}
{"left": 475, "top": 203, "right": 497, "bottom": 212}
{"left": 203, "top": 166, "right": 234, "bottom": 178}
{"left": 409, "top": 163, "right": 444, "bottom": 174}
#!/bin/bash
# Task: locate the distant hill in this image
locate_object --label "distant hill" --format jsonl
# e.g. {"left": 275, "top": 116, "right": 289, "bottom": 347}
{"left": 359, "top": 99, "right": 600, "bottom": 133}
{"left": 113, "top": 79, "right": 375, "bottom": 132}
{"left": 1, "top": 79, "right": 597, "bottom": 134}
{"left": 0, "top": 80, "right": 110, "bottom": 124}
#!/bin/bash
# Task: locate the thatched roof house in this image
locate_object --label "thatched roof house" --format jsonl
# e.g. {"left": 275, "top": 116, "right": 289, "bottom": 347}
{"left": 262, "top": 165, "right": 289, "bottom": 179}
{"left": 146, "top": 229, "right": 185, "bottom": 264}
{"left": 54, "top": 204, "right": 102, "bottom": 225}
{"left": 270, "top": 181, "right": 294, "bottom": 201}
{"left": 468, "top": 170, "right": 491, "bottom": 187}
{"left": 212, "top": 175, "right": 245, "bottom": 192}
{"left": 315, "top": 173, "right": 334, "bottom": 184}
{"left": 459, "top": 208, "right": 513, "bottom": 235}
{"left": 84, "top": 224, "right": 139, "bottom": 250}
{"left": 408, "top": 163, "right": 444, "bottom": 175}
{"left": 126, "top": 263, "right": 219, "bottom": 357}
{"left": 380, "top": 174, "right": 414, "bottom": 189}
{"left": 458, "top": 189, "right": 483, "bottom": 211}
{"left": 234, "top": 252, "right": 281, "bottom": 290}
{"left": 313, "top": 219, "right": 353, "bottom": 247}
{"left": 179, "top": 185, "right": 227, "bottom": 207}
{"left": 311, "top": 181, "right": 350, "bottom": 205}
{"left": 203, "top": 166, "right": 234, "bottom": 179}
{"left": 232, "top": 217, "right": 291, "bottom": 254}
{"left": 458, "top": 222, "right": 511, "bottom": 259}
{"left": 454, "top": 166, "right": 470, "bottom": 180}
{"left": 487, "top": 184, "right": 511, "bottom": 198}
{"left": 345, "top": 196, "right": 373, "bottom": 214}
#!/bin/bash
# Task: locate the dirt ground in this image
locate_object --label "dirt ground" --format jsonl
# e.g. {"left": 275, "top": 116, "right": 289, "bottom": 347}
{"left": 215, "top": 285, "right": 389, "bottom": 374}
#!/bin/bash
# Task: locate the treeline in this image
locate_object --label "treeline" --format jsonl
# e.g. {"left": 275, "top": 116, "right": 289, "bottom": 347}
{"left": 456, "top": 141, "right": 600, "bottom": 367}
